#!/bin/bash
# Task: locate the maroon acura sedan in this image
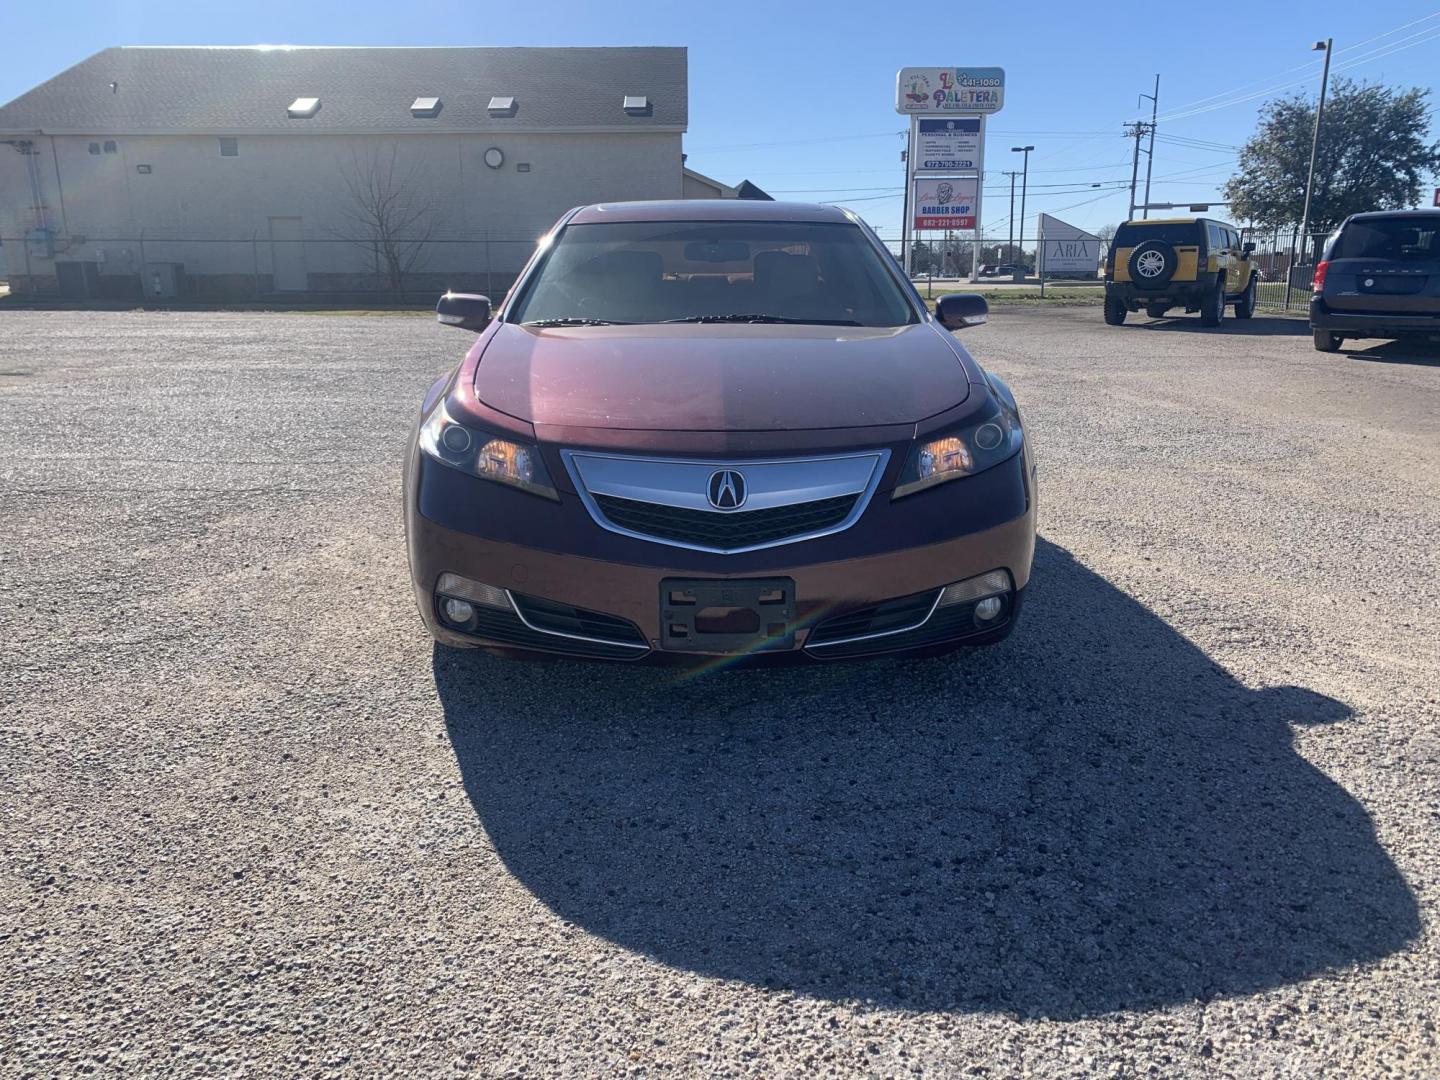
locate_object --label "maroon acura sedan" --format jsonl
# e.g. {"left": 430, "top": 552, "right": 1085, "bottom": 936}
{"left": 404, "top": 200, "right": 1036, "bottom": 661}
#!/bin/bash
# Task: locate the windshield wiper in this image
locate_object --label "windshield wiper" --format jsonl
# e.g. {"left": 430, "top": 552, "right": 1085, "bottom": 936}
{"left": 521, "top": 317, "right": 629, "bottom": 327}
{"left": 661, "top": 313, "right": 863, "bottom": 326}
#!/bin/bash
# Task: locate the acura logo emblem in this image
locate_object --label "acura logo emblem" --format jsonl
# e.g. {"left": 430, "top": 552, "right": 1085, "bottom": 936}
{"left": 707, "top": 469, "right": 747, "bottom": 510}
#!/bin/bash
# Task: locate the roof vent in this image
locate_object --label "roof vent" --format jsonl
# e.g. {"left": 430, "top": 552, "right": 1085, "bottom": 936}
{"left": 487, "top": 95, "right": 517, "bottom": 117}
{"left": 286, "top": 96, "right": 321, "bottom": 119}
{"left": 622, "top": 95, "right": 651, "bottom": 117}
{"left": 411, "top": 96, "right": 441, "bottom": 118}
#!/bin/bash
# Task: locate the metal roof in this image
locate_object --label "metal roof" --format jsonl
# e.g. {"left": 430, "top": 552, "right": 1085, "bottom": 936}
{"left": 0, "top": 46, "right": 687, "bottom": 135}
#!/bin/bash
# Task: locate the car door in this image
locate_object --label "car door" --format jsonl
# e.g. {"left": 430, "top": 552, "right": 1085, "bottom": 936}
{"left": 1228, "top": 227, "right": 1249, "bottom": 294}
{"left": 1207, "top": 222, "right": 1232, "bottom": 293}
{"left": 1235, "top": 228, "right": 1256, "bottom": 291}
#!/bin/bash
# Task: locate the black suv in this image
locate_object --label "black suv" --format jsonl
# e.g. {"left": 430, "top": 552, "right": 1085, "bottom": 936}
{"left": 1310, "top": 210, "right": 1440, "bottom": 352}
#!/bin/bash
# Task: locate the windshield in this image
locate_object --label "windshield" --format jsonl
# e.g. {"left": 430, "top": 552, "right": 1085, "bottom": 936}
{"left": 1331, "top": 216, "right": 1439, "bottom": 261}
{"left": 509, "top": 220, "right": 918, "bottom": 327}
{"left": 1113, "top": 222, "right": 1203, "bottom": 247}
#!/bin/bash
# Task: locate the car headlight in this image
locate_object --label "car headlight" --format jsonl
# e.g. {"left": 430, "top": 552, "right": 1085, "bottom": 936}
{"left": 418, "top": 401, "right": 559, "bottom": 500}
{"left": 893, "top": 390, "right": 1023, "bottom": 499}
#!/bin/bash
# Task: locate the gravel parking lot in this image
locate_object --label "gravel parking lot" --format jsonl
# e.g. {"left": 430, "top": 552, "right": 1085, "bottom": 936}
{"left": 3, "top": 306, "right": 1438, "bottom": 1077}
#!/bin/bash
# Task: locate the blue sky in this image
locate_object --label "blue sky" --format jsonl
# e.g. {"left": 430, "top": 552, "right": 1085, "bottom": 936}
{"left": 6, "top": 0, "right": 1439, "bottom": 240}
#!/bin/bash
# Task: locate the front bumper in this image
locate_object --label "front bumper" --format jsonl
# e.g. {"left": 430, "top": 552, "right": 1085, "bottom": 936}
{"left": 1310, "top": 298, "right": 1440, "bottom": 338}
{"left": 406, "top": 449, "right": 1037, "bottom": 661}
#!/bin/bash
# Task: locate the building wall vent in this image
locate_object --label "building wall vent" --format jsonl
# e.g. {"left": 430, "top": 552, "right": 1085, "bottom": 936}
{"left": 286, "top": 97, "right": 321, "bottom": 119}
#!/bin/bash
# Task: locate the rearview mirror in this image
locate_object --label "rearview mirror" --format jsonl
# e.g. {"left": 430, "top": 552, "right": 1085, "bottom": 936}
{"left": 1242, "top": 241, "right": 1256, "bottom": 256}
{"left": 436, "top": 292, "right": 492, "bottom": 332}
{"left": 935, "top": 293, "right": 988, "bottom": 331}
{"left": 684, "top": 239, "right": 750, "bottom": 262}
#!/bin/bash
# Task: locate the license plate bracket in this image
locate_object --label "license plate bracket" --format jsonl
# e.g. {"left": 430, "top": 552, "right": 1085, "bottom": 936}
{"left": 660, "top": 577, "right": 797, "bottom": 652}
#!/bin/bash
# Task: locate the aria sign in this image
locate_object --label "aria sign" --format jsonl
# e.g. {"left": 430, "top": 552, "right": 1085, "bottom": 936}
{"left": 896, "top": 67, "right": 1005, "bottom": 114}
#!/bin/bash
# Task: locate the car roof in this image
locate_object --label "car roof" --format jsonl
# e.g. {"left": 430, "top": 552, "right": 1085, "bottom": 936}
{"left": 567, "top": 199, "right": 856, "bottom": 224}
{"left": 1343, "top": 209, "right": 1440, "bottom": 222}
{"left": 1121, "top": 216, "right": 1219, "bottom": 226}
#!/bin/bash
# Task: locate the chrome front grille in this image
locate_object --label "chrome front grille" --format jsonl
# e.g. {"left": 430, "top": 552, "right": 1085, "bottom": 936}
{"left": 562, "top": 449, "right": 888, "bottom": 553}
{"left": 593, "top": 492, "right": 858, "bottom": 549}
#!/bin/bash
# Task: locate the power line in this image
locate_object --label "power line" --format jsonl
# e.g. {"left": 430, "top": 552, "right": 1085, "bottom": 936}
{"left": 1156, "top": 9, "right": 1440, "bottom": 120}
{"left": 1160, "top": 23, "right": 1440, "bottom": 123}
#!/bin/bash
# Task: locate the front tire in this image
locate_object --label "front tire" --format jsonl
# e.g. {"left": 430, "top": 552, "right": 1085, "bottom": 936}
{"left": 1104, "top": 295, "right": 1127, "bottom": 325}
{"left": 1199, "top": 277, "right": 1226, "bottom": 327}
{"left": 1145, "top": 302, "right": 1169, "bottom": 318}
{"left": 1234, "top": 275, "right": 1256, "bottom": 319}
{"left": 1313, "top": 329, "right": 1343, "bottom": 353}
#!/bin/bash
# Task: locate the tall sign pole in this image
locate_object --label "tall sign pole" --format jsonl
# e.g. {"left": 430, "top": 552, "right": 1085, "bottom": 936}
{"left": 896, "top": 67, "right": 1006, "bottom": 285}
{"left": 970, "top": 115, "right": 986, "bottom": 282}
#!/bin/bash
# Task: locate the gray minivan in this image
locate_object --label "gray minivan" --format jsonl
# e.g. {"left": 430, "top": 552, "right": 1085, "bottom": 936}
{"left": 1310, "top": 210, "right": 1440, "bottom": 352}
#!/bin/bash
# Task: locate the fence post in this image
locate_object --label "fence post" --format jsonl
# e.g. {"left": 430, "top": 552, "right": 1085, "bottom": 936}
{"left": 252, "top": 231, "right": 260, "bottom": 298}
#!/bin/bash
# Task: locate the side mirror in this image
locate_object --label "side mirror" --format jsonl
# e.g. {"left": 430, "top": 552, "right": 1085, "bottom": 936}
{"left": 1242, "top": 241, "right": 1257, "bottom": 256}
{"left": 935, "top": 293, "right": 988, "bottom": 331}
{"left": 436, "top": 292, "right": 492, "bottom": 332}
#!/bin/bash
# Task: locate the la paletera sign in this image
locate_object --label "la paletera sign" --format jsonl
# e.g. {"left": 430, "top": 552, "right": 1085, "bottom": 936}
{"left": 896, "top": 67, "right": 1005, "bottom": 114}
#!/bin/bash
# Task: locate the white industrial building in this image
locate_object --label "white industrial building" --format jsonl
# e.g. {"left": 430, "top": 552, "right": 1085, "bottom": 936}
{"left": 0, "top": 45, "right": 762, "bottom": 300}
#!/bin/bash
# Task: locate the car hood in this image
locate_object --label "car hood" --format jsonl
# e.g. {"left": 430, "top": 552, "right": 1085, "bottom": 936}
{"left": 473, "top": 322, "right": 971, "bottom": 432}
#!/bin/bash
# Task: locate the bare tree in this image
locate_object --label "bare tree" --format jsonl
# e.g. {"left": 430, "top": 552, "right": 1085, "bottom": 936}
{"left": 334, "top": 144, "right": 443, "bottom": 299}
{"left": 1094, "top": 223, "right": 1118, "bottom": 261}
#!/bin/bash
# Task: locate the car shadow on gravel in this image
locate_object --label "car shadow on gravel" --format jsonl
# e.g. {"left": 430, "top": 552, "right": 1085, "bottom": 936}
{"left": 434, "top": 538, "right": 1419, "bottom": 1018}
{"left": 1340, "top": 340, "right": 1440, "bottom": 367}
{"left": 1128, "top": 315, "right": 1309, "bottom": 336}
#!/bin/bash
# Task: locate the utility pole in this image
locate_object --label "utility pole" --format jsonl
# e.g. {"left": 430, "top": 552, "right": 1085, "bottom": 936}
{"left": 1140, "top": 75, "right": 1159, "bottom": 218}
{"left": 899, "top": 139, "right": 910, "bottom": 272}
{"left": 1003, "top": 170, "right": 1020, "bottom": 262}
{"left": 1124, "top": 121, "right": 1153, "bottom": 221}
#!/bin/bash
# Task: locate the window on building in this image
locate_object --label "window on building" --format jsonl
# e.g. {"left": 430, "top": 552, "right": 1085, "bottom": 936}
{"left": 103, "top": 140, "right": 117, "bottom": 154}
{"left": 219, "top": 137, "right": 239, "bottom": 157}
{"left": 88, "top": 142, "right": 101, "bottom": 155}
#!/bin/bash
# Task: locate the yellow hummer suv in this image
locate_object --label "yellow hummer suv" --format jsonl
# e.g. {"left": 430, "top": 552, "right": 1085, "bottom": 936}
{"left": 1103, "top": 217, "right": 1258, "bottom": 326}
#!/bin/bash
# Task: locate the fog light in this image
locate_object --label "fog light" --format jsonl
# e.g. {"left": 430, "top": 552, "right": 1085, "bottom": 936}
{"left": 974, "top": 596, "right": 1004, "bottom": 622}
{"left": 436, "top": 573, "right": 510, "bottom": 609}
{"left": 442, "top": 597, "right": 477, "bottom": 625}
{"left": 938, "top": 569, "right": 1012, "bottom": 607}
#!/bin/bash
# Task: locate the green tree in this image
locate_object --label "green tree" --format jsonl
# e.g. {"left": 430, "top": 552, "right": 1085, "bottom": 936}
{"left": 1223, "top": 79, "right": 1440, "bottom": 229}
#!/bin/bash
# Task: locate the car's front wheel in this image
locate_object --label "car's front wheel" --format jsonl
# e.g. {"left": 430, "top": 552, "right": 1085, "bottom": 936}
{"left": 1234, "top": 275, "right": 1256, "bottom": 319}
{"left": 1313, "top": 329, "right": 1344, "bottom": 353}
{"left": 1199, "top": 276, "right": 1226, "bottom": 327}
{"left": 1103, "top": 295, "right": 1127, "bottom": 325}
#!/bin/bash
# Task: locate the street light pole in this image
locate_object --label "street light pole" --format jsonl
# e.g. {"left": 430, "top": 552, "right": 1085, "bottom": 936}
{"left": 1296, "top": 37, "right": 1333, "bottom": 299}
{"left": 1003, "top": 170, "right": 1020, "bottom": 262}
{"left": 1011, "top": 145, "right": 1033, "bottom": 274}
